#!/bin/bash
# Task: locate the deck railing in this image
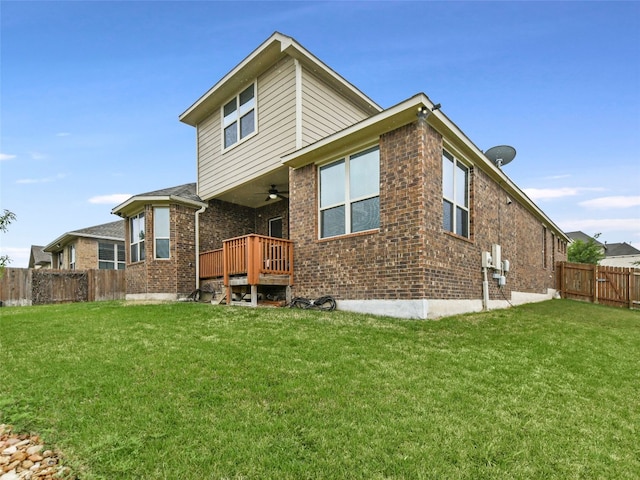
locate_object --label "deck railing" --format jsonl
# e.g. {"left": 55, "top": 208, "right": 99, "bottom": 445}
{"left": 199, "top": 234, "right": 293, "bottom": 285}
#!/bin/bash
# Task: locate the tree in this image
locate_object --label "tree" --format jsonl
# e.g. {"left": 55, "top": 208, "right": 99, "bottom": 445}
{"left": 0, "top": 209, "right": 17, "bottom": 273}
{"left": 567, "top": 233, "right": 605, "bottom": 264}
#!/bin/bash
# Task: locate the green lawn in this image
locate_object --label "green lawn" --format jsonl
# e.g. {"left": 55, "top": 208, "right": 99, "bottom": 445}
{"left": 1, "top": 299, "right": 639, "bottom": 479}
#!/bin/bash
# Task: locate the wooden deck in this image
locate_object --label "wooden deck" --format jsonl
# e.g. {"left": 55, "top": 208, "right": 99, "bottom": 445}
{"left": 199, "top": 234, "right": 293, "bottom": 306}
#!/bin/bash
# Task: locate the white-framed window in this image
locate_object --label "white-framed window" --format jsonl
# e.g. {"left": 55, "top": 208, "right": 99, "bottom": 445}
{"left": 99, "top": 242, "right": 125, "bottom": 270}
{"left": 130, "top": 212, "right": 145, "bottom": 263}
{"left": 319, "top": 146, "right": 380, "bottom": 239}
{"left": 442, "top": 149, "right": 470, "bottom": 238}
{"left": 269, "top": 216, "right": 283, "bottom": 238}
{"left": 223, "top": 83, "right": 256, "bottom": 149}
{"left": 69, "top": 245, "right": 76, "bottom": 270}
{"left": 154, "top": 207, "right": 170, "bottom": 259}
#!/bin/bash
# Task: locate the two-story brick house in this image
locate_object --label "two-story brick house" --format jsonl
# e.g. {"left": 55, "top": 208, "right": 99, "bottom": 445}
{"left": 113, "top": 32, "right": 568, "bottom": 318}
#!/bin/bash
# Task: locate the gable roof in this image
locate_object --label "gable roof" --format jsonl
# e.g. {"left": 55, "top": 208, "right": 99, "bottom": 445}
{"left": 282, "top": 93, "right": 570, "bottom": 243}
{"left": 566, "top": 231, "right": 604, "bottom": 246}
{"left": 179, "top": 32, "right": 382, "bottom": 126}
{"left": 28, "top": 245, "right": 52, "bottom": 268}
{"left": 43, "top": 220, "right": 125, "bottom": 253}
{"left": 111, "top": 182, "right": 207, "bottom": 218}
{"left": 605, "top": 242, "right": 640, "bottom": 256}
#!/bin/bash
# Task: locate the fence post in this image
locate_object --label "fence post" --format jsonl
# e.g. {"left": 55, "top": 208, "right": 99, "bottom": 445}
{"left": 629, "top": 268, "right": 634, "bottom": 309}
{"left": 592, "top": 264, "right": 598, "bottom": 304}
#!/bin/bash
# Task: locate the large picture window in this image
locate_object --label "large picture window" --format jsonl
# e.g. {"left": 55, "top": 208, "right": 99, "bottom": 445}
{"left": 99, "top": 242, "right": 125, "bottom": 270}
{"left": 223, "top": 83, "right": 256, "bottom": 149}
{"left": 442, "top": 150, "right": 470, "bottom": 238}
{"left": 154, "top": 207, "right": 170, "bottom": 259}
{"left": 319, "top": 146, "right": 380, "bottom": 238}
{"left": 130, "top": 212, "right": 145, "bottom": 263}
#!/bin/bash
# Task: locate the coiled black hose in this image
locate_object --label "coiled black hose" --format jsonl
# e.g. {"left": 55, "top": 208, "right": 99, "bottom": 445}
{"left": 289, "top": 295, "right": 337, "bottom": 311}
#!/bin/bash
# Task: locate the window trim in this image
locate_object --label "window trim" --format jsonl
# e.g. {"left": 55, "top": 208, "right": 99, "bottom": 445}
{"left": 153, "top": 206, "right": 170, "bottom": 260}
{"left": 130, "top": 211, "right": 146, "bottom": 264}
{"left": 69, "top": 244, "right": 76, "bottom": 270}
{"left": 442, "top": 149, "right": 470, "bottom": 238}
{"left": 221, "top": 82, "right": 257, "bottom": 151}
{"left": 98, "top": 242, "right": 125, "bottom": 270}
{"left": 318, "top": 145, "right": 380, "bottom": 239}
{"left": 269, "top": 216, "right": 283, "bottom": 238}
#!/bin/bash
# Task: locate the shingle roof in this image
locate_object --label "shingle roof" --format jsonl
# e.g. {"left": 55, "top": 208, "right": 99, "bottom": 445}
{"left": 605, "top": 242, "right": 640, "bottom": 256}
{"left": 70, "top": 220, "right": 125, "bottom": 239}
{"left": 137, "top": 183, "right": 202, "bottom": 203}
{"left": 565, "top": 231, "right": 604, "bottom": 247}
{"left": 29, "top": 245, "right": 52, "bottom": 267}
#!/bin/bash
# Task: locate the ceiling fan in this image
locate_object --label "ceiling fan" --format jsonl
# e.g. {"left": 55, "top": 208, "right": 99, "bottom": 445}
{"left": 264, "top": 184, "right": 289, "bottom": 201}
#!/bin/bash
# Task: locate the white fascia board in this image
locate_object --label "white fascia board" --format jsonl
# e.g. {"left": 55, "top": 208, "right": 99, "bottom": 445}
{"left": 112, "top": 195, "right": 207, "bottom": 217}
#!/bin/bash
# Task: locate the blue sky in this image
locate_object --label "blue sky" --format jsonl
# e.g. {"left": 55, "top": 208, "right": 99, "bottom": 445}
{"left": 1, "top": 0, "right": 639, "bottom": 268}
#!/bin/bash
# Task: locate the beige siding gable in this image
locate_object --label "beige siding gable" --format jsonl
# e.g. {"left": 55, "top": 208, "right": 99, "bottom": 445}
{"left": 301, "top": 67, "right": 371, "bottom": 147}
{"left": 198, "top": 57, "right": 297, "bottom": 200}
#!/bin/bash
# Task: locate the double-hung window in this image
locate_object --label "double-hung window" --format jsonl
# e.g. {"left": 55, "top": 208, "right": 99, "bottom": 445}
{"left": 223, "top": 83, "right": 256, "bottom": 149}
{"left": 130, "top": 212, "right": 145, "bottom": 263}
{"left": 319, "top": 146, "right": 380, "bottom": 238}
{"left": 69, "top": 245, "right": 76, "bottom": 270}
{"left": 442, "top": 150, "right": 470, "bottom": 238}
{"left": 99, "top": 242, "right": 125, "bottom": 270}
{"left": 154, "top": 207, "right": 170, "bottom": 259}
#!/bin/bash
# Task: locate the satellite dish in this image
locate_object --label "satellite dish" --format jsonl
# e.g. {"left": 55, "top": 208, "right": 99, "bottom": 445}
{"left": 485, "top": 145, "right": 516, "bottom": 168}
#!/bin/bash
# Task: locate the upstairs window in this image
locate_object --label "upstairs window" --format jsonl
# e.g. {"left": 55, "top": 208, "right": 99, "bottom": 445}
{"left": 154, "top": 207, "right": 170, "bottom": 259}
{"left": 69, "top": 245, "right": 76, "bottom": 270}
{"left": 319, "top": 146, "right": 380, "bottom": 238}
{"left": 223, "top": 83, "right": 256, "bottom": 149}
{"left": 442, "top": 150, "right": 470, "bottom": 238}
{"left": 99, "top": 242, "right": 125, "bottom": 270}
{"left": 130, "top": 212, "right": 145, "bottom": 263}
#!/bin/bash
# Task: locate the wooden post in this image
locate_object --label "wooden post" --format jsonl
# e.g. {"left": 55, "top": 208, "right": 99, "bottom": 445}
{"left": 628, "top": 267, "right": 634, "bottom": 309}
{"left": 593, "top": 264, "right": 598, "bottom": 304}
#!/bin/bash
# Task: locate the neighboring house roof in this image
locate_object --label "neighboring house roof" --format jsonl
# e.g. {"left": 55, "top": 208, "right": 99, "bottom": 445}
{"left": 179, "top": 31, "right": 382, "bottom": 127}
{"left": 282, "top": 93, "right": 570, "bottom": 243}
{"left": 566, "top": 231, "right": 604, "bottom": 246}
{"left": 604, "top": 242, "right": 640, "bottom": 257}
{"left": 28, "top": 245, "right": 52, "bottom": 268}
{"left": 112, "top": 183, "right": 208, "bottom": 218}
{"left": 44, "top": 220, "right": 125, "bottom": 252}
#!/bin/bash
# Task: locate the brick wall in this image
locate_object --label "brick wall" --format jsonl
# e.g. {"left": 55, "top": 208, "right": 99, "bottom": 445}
{"left": 124, "top": 203, "right": 199, "bottom": 297}
{"left": 289, "top": 118, "right": 566, "bottom": 302}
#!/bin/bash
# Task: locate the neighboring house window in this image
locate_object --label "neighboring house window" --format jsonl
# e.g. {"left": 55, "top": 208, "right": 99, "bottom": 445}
{"left": 223, "top": 83, "right": 256, "bottom": 149}
{"left": 442, "top": 150, "right": 469, "bottom": 238}
{"left": 58, "top": 251, "right": 64, "bottom": 269}
{"left": 130, "top": 212, "right": 145, "bottom": 263}
{"left": 319, "top": 146, "right": 380, "bottom": 239}
{"left": 542, "top": 226, "right": 547, "bottom": 268}
{"left": 154, "top": 207, "right": 170, "bottom": 259}
{"left": 69, "top": 245, "right": 76, "bottom": 270}
{"left": 99, "top": 242, "right": 125, "bottom": 270}
{"left": 269, "top": 217, "right": 283, "bottom": 238}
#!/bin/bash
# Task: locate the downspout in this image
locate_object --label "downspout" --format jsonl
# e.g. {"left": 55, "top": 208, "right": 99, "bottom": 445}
{"left": 195, "top": 204, "right": 207, "bottom": 290}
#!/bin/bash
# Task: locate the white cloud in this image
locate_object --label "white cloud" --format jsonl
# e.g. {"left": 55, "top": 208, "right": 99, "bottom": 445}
{"left": 0, "top": 153, "right": 17, "bottom": 161}
{"left": 16, "top": 173, "right": 67, "bottom": 184}
{"left": 579, "top": 196, "right": 640, "bottom": 209}
{"left": 89, "top": 194, "right": 132, "bottom": 205}
{"left": 523, "top": 187, "right": 605, "bottom": 201}
{"left": 0, "top": 246, "right": 30, "bottom": 268}
{"left": 56, "top": 132, "right": 71, "bottom": 137}
{"left": 29, "top": 151, "right": 48, "bottom": 160}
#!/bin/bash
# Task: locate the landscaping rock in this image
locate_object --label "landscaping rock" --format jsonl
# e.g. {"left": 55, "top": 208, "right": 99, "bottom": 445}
{"left": 0, "top": 425, "right": 74, "bottom": 479}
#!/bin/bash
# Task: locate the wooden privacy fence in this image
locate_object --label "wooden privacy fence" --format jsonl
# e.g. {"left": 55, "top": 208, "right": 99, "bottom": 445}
{"left": 556, "top": 262, "right": 640, "bottom": 309}
{"left": 0, "top": 268, "right": 126, "bottom": 306}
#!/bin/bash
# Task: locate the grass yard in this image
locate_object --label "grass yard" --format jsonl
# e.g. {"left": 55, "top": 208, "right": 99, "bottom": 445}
{"left": 1, "top": 299, "right": 639, "bottom": 479}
